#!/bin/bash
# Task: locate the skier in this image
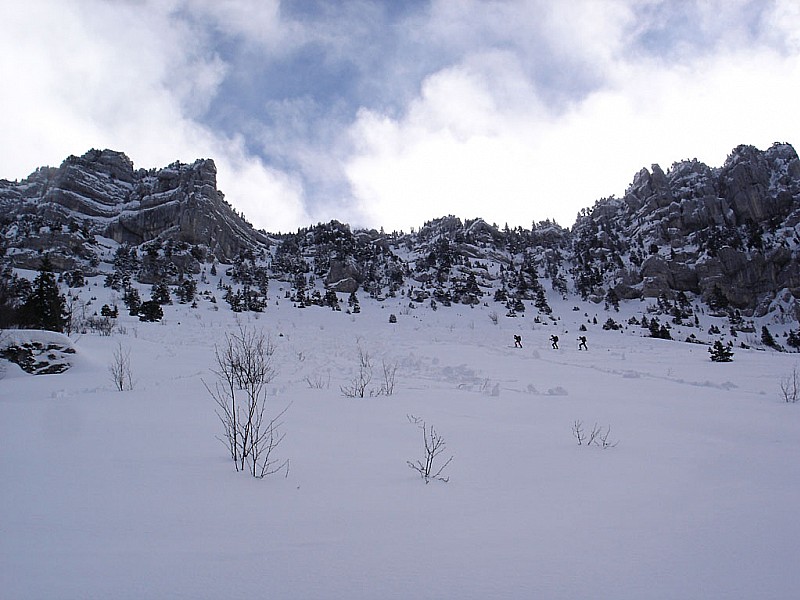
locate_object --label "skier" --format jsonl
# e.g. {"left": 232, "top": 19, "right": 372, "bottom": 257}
{"left": 578, "top": 335, "right": 588, "bottom": 351}
{"left": 514, "top": 335, "right": 523, "bottom": 348}
{"left": 549, "top": 334, "right": 559, "bottom": 349}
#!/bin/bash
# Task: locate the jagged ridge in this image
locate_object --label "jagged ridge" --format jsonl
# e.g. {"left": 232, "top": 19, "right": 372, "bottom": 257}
{"left": 0, "top": 149, "right": 267, "bottom": 270}
{"left": 2, "top": 143, "right": 800, "bottom": 321}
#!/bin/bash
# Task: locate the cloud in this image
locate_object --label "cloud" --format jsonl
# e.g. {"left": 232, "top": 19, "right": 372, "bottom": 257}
{"left": 344, "top": 1, "right": 800, "bottom": 230}
{"left": 1, "top": 0, "right": 798, "bottom": 235}
{"left": 0, "top": 0, "right": 308, "bottom": 233}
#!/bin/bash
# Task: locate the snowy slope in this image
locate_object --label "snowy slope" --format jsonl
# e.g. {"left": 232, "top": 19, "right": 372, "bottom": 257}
{"left": 2, "top": 281, "right": 800, "bottom": 599}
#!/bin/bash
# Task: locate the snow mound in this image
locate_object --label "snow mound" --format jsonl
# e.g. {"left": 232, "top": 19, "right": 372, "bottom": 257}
{"left": 0, "top": 329, "right": 76, "bottom": 375}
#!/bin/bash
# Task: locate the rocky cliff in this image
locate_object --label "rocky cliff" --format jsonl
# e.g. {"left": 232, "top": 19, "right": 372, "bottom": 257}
{"left": 573, "top": 142, "right": 800, "bottom": 316}
{"left": 0, "top": 149, "right": 267, "bottom": 269}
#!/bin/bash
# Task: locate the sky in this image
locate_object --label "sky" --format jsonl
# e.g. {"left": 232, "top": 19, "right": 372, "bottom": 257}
{"left": 1, "top": 1, "right": 798, "bottom": 233}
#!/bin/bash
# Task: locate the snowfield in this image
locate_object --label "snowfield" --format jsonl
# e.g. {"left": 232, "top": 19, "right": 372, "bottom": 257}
{"left": 2, "top": 285, "right": 800, "bottom": 599}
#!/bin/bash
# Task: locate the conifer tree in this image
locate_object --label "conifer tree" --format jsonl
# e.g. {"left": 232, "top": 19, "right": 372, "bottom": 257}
{"left": 787, "top": 329, "right": 800, "bottom": 351}
{"left": 761, "top": 326, "right": 781, "bottom": 351}
{"left": 123, "top": 287, "right": 141, "bottom": 316}
{"left": 708, "top": 340, "right": 734, "bottom": 362}
{"left": 22, "top": 255, "right": 66, "bottom": 332}
{"left": 138, "top": 300, "right": 164, "bottom": 322}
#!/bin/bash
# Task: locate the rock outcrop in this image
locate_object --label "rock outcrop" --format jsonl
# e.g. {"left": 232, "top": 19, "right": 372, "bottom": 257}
{"left": 0, "top": 149, "right": 268, "bottom": 266}
{"left": 576, "top": 142, "right": 800, "bottom": 313}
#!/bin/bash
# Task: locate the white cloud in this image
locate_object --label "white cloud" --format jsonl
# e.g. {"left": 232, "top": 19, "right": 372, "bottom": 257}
{"left": 345, "top": 3, "right": 800, "bottom": 230}
{"left": 178, "top": 0, "right": 284, "bottom": 45}
{"left": 0, "top": 0, "right": 308, "bottom": 233}
{"left": 1, "top": 0, "right": 798, "bottom": 235}
{"left": 210, "top": 139, "right": 309, "bottom": 234}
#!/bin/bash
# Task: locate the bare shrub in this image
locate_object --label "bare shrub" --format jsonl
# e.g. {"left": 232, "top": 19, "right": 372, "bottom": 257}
{"left": 340, "top": 343, "right": 373, "bottom": 398}
{"left": 572, "top": 420, "right": 586, "bottom": 445}
{"left": 340, "top": 340, "right": 399, "bottom": 397}
{"left": 598, "top": 426, "right": 618, "bottom": 449}
{"left": 86, "top": 316, "right": 114, "bottom": 336}
{"left": 572, "top": 419, "right": 617, "bottom": 448}
{"left": 780, "top": 365, "right": 800, "bottom": 403}
{"left": 375, "top": 359, "right": 398, "bottom": 396}
{"left": 304, "top": 372, "right": 331, "bottom": 389}
{"left": 407, "top": 415, "right": 453, "bottom": 484}
{"left": 488, "top": 311, "right": 499, "bottom": 325}
{"left": 204, "top": 324, "right": 288, "bottom": 478}
{"left": 63, "top": 292, "right": 81, "bottom": 336}
{"left": 108, "top": 342, "right": 133, "bottom": 391}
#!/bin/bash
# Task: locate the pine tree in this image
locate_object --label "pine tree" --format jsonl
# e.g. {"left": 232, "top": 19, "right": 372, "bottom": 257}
{"left": 0, "top": 265, "right": 31, "bottom": 328}
{"left": 323, "top": 289, "right": 341, "bottom": 310}
{"left": 708, "top": 340, "right": 734, "bottom": 362}
{"left": 22, "top": 256, "right": 66, "bottom": 332}
{"left": 604, "top": 288, "right": 620, "bottom": 312}
{"left": 138, "top": 300, "right": 164, "bottom": 322}
{"left": 176, "top": 279, "right": 197, "bottom": 304}
{"left": 707, "top": 285, "right": 729, "bottom": 313}
{"left": 761, "top": 326, "right": 782, "bottom": 351}
{"left": 151, "top": 281, "right": 171, "bottom": 305}
{"left": 347, "top": 291, "right": 360, "bottom": 313}
{"left": 787, "top": 329, "right": 800, "bottom": 351}
{"left": 534, "top": 287, "right": 552, "bottom": 314}
{"left": 123, "top": 287, "right": 141, "bottom": 316}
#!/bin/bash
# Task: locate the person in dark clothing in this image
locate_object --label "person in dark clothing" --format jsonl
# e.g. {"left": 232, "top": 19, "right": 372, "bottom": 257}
{"left": 550, "top": 335, "right": 559, "bottom": 349}
{"left": 514, "top": 335, "right": 523, "bottom": 348}
{"left": 578, "top": 335, "right": 588, "bottom": 350}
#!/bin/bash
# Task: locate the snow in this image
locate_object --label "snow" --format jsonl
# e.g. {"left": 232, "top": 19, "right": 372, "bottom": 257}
{"left": 2, "top": 287, "right": 800, "bottom": 599}
{"left": 1, "top": 328, "right": 74, "bottom": 349}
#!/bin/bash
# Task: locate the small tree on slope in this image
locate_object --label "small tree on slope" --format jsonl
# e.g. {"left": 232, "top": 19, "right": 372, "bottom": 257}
{"left": 709, "top": 340, "right": 734, "bottom": 362}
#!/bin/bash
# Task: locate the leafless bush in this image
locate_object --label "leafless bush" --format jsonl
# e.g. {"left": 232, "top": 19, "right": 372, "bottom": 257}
{"left": 780, "top": 365, "right": 800, "bottom": 403}
{"left": 407, "top": 415, "right": 453, "bottom": 483}
{"left": 572, "top": 420, "right": 586, "bottom": 445}
{"left": 374, "top": 359, "right": 398, "bottom": 396}
{"left": 63, "top": 293, "right": 80, "bottom": 336}
{"left": 340, "top": 343, "right": 373, "bottom": 398}
{"left": 340, "top": 341, "right": 400, "bottom": 397}
{"left": 488, "top": 311, "right": 499, "bottom": 325}
{"left": 86, "top": 316, "right": 114, "bottom": 336}
{"left": 304, "top": 372, "right": 331, "bottom": 389}
{"left": 598, "top": 426, "right": 618, "bottom": 449}
{"left": 108, "top": 342, "right": 134, "bottom": 391}
{"left": 204, "top": 324, "right": 288, "bottom": 478}
{"left": 572, "top": 420, "right": 618, "bottom": 449}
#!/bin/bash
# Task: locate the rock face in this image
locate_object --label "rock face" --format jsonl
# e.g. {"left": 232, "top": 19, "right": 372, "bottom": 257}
{"left": 575, "top": 142, "right": 800, "bottom": 313}
{"left": 325, "top": 258, "right": 361, "bottom": 293}
{"left": 0, "top": 149, "right": 267, "bottom": 265}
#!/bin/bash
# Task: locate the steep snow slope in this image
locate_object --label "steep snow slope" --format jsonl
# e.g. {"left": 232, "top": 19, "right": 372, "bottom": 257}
{"left": 2, "top": 278, "right": 800, "bottom": 599}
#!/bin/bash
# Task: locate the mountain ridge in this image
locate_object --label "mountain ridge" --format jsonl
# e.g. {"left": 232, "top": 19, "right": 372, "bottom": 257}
{"left": 2, "top": 142, "right": 800, "bottom": 322}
